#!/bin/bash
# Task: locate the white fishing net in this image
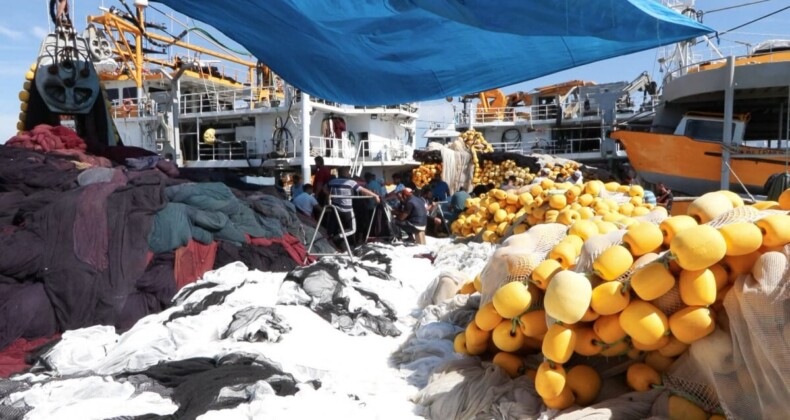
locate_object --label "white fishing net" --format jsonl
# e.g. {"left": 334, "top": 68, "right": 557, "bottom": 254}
{"left": 479, "top": 223, "right": 568, "bottom": 304}
{"left": 653, "top": 248, "right": 790, "bottom": 419}
{"left": 426, "top": 140, "right": 475, "bottom": 194}
{"left": 634, "top": 208, "right": 669, "bottom": 225}
{"left": 705, "top": 206, "right": 788, "bottom": 228}
{"left": 574, "top": 229, "right": 627, "bottom": 274}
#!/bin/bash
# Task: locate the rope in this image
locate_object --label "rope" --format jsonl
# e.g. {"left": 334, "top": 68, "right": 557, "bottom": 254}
{"left": 718, "top": 5, "right": 790, "bottom": 37}
{"left": 724, "top": 161, "right": 756, "bottom": 202}
{"left": 706, "top": 0, "right": 773, "bottom": 15}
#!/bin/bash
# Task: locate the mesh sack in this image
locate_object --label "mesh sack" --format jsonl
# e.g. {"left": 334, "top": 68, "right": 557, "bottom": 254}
{"left": 703, "top": 206, "right": 790, "bottom": 228}
{"left": 418, "top": 270, "right": 470, "bottom": 309}
{"left": 598, "top": 189, "right": 633, "bottom": 206}
{"left": 634, "top": 208, "right": 669, "bottom": 225}
{"left": 656, "top": 250, "right": 790, "bottom": 419}
{"left": 651, "top": 351, "right": 724, "bottom": 418}
{"left": 651, "top": 282, "right": 684, "bottom": 316}
{"left": 714, "top": 251, "right": 789, "bottom": 418}
{"left": 479, "top": 224, "right": 568, "bottom": 304}
{"left": 574, "top": 229, "right": 627, "bottom": 273}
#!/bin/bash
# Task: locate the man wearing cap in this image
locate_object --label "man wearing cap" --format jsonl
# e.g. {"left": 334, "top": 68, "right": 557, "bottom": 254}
{"left": 393, "top": 187, "right": 427, "bottom": 242}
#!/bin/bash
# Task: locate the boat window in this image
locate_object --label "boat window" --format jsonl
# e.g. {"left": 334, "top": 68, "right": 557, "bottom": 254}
{"left": 683, "top": 119, "right": 736, "bottom": 142}
{"left": 122, "top": 87, "right": 136, "bottom": 100}
{"left": 106, "top": 89, "right": 119, "bottom": 102}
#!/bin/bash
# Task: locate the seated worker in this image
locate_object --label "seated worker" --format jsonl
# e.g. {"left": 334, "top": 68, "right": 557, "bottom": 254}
{"left": 327, "top": 167, "right": 380, "bottom": 248}
{"left": 292, "top": 183, "right": 320, "bottom": 218}
{"left": 656, "top": 183, "right": 673, "bottom": 212}
{"left": 393, "top": 187, "right": 427, "bottom": 242}
{"left": 384, "top": 173, "right": 406, "bottom": 205}
{"left": 448, "top": 187, "right": 470, "bottom": 220}
{"left": 290, "top": 174, "right": 304, "bottom": 199}
{"left": 430, "top": 173, "right": 451, "bottom": 202}
{"left": 644, "top": 188, "right": 657, "bottom": 206}
{"left": 422, "top": 188, "right": 449, "bottom": 236}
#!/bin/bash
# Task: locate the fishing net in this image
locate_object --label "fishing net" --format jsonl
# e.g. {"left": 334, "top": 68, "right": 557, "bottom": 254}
{"left": 478, "top": 223, "right": 567, "bottom": 304}
{"left": 651, "top": 282, "right": 685, "bottom": 316}
{"left": 704, "top": 205, "right": 787, "bottom": 228}
{"left": 634, "top": 208, "right": 669, "bottom": 225}
{"left": 574, "top": 229, "right": 627, "bottom": 273}
{"left": 421, "top": 141, "right": 475, "bottom": 195}
{"left": 417, "top": 270, "right": 470, "bottom": 309}
{"left": 652, "top": 249, "right": 790, "bottom": 419}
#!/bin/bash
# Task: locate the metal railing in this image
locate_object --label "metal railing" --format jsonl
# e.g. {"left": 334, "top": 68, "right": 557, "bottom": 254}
{"left": 307, "top": 136, "right": 354, "bottom": 159}
{"left": 196, "top": 139, "right": 250, "bottom": 161}
{"left": 350, "top": 139, "right": 414, "bottom": 176}
{"left": 311, "top": 98, "right": 419, "bottom": 114}
{"left": 179, "top": 84, "right": 282, "bottom": 115}
{"left": 663, "top": 48, "right": 790, "bottom": 82}
{"left": 456, "top": 102, "right": 604, "bottom": 126}
{"left": 484, "top": 137, "right": 606, "bottom": 155}
{"left": 109, "top": 97, "right": 158, "bottom": 119}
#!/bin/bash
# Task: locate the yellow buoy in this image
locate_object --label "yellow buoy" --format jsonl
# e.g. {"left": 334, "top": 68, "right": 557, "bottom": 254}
{"left": 535, "top": 361, "right": 566, "bottom": 400}
{"left": 619, "top": 300, "right": 669, "bottom": 346}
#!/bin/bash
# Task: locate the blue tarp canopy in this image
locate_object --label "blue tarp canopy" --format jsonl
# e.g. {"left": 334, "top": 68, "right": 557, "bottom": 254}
{"left": 154, "top": 0, "right": 712, "bottom": 105}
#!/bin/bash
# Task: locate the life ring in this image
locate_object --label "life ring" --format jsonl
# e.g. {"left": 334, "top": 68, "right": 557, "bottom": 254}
{"left": 122, "top": 98, "right": 134, "bottom": 114}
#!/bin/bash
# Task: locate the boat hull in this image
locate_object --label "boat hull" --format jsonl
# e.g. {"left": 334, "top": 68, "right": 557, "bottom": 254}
{"left": 611, "top": 130, "right": 789, "bottom": 195}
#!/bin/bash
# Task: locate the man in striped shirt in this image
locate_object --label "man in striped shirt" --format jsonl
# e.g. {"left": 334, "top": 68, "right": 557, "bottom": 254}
{"left": 327, "top": 167, "right": 380, "bottom": 247}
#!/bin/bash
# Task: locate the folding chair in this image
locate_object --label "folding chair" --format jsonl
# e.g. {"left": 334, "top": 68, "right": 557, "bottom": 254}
{"left": 432, "top": 201, "right": 452, "bottom": 236}
{"left": 305, "top": 194, "right": 377, "bottom": 263}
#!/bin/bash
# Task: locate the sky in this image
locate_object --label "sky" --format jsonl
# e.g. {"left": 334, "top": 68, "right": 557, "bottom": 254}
{"left": 0, "top": 0, "right": 788, "bottom": 144}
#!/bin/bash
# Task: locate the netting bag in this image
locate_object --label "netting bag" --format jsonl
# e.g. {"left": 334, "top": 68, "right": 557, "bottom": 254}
{"left": 478, "top": 223, "right": 568, "bottom": 304}
{"left": 418, "top": 270, "right": 470, "bottom": 309}
{"left": 634, "top": 208, "right": 669, "bottom": 225}
{"left": 574, "top": 229, "right": 627, "bottom": 273}
{"left": 654, "top": 250, "right": 790, "bottom": 419}
{"left": 705, "top": 205, "right": 788, "bottom": 228}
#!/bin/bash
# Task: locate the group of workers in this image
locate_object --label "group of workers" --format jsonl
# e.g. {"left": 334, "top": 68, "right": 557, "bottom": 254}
{"left": 288, "top": 158, "right": 675, "bottom": 250}
{"left": 288, "top": 157, "right": 462, "bottom": 248}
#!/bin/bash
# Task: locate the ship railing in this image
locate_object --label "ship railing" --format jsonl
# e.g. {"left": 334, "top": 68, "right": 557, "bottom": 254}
{"left": 178, "top": 84, "right": 282, "bottom": 114}
{"left": 662, "top": 43, "right": 790, "bottom": 82}
{"left": 486, "top": 141, "right": 536, "bottom": 154}
{"left": 195, "top": 136, "right": 250, "bottom": 161}
{"left": 109, "top": 97, "right": 158, "bottom": 118}
{"left": 462, "top": 102, "right": 599, "bottom": 125}
{"left": 350, "top": 138, "right": 413, "bottom": 176}
{"left": 306, "top": 136, "right": 355, "bottom": 159}
{"left": 310, "top": 98, "right": 419, "bottom": 115}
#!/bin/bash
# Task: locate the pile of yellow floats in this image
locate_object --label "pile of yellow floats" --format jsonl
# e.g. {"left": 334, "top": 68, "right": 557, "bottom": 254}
{"left": 451, "top": 179, "right": 648, "bottom": 243}
{"left": 411, "top": 163, "right": 442, "bottom": 188}
{"left": 454, "top": 188, "right": 790, "bottom": 417}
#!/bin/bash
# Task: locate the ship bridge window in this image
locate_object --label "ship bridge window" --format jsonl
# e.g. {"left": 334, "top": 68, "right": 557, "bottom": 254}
{"left": 122, "top": 87, "right": 136, "bottom": 100}
{"left": 106, "top": 89, "right": 119, "bottom": 102}
{"left": 683, "top": 119, "right": 736, "bottom": 142}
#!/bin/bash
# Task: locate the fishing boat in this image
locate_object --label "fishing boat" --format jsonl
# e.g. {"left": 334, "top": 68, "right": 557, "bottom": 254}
{"left": 20, "top": 0, "right": 420, "bottom": 186}
{"left": 610, "top": 23, "right": 790, "bottom": 195}
{"left": 443, "top": 72, "right": 658, "bottom": 166}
